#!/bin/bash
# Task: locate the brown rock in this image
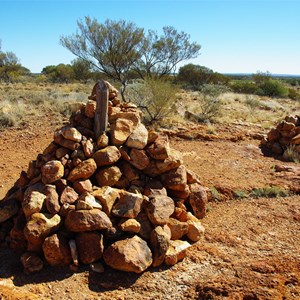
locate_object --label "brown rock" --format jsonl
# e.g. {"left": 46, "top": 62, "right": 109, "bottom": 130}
{"left": 76, "top": 231, "right": 104, "bottom": 264}
{"left": 167, "top": 185, "right": 190, "bottom": 200}
{"left": 54, "top": 131, "right": 80, "bottom": 150}
{"left": 93, "top": 146, "right": 121, "bottom": 167}
{"left": 291, "top": 133, "right": 300, "bottom": 145}
{"left": 64, "top": 209, "right": 112, "bottom": 232}
{"left": 61, "top": 126, "right": 82, "bottom": 142}
{"left": 112, "top": 190, "right": 143, "bottom": 218}
{"left": 82, "top": 139, "right": 94, "bottom": 158}
{"left": 160, "top": 165, "right": 187, "bottom": 191}
{"left": 76, "top": 192, "right": 102, "bottom": 210}
{"left": 93, "top": 186, "right": 119, "bottom": 216}
{"left": 267, "top": 128, "right": 281, "bottom": 142}
{"left": 60, "top": 186, "right": 78, "bottom": 205}
{"left": 22, "top": 191, "right": 46, "bottom": 218}
{"left": 165, "top": 240, "right": 191, "bottom": 266}
{"left": 167, "top": 218, "right": 188, "bottom": 240}
{"left": 186, "top": 214, "right": 205, "bottom": 242}
{"left": 135, "top": 212, "right": 153, "bottom": 240}
{"left": 146, "top": 195, "right": 175, "bottom": 225}
{"left": 130, "top": 148, "right": 150, "bottom": 170}
{"left": 96, "top": 132, "right": 109, "bottom": 148}
{"left": 41, "top": 160, "right": 64, "bottom": 184}
{"left": 27, "top": 160, "right": 40, "bottom": 180}
{"left": 119, "top": 161, "right": 140, "bottom": 182}
{"left": 103, "top": 235, "right": 152, "bottom": 273}
{"left": 126, "top": 123, "right": 148, "bottom": 149}
{"left": 55, "top": 147, "right": 70, "bottom": 160}
{"left": 20, "top": 252, "right": 44, "bottom": 273}
{"left": 110, "top": 118, "right": 135, "bottom": 146}
{"left": 188, "top": 183, "right": 208, "bottom": 219}
{"left": 42, "top": 233, "right": 72, "bottom": 266}
{"left": 44, "top": 185, "right": 60, "bottom": 214}
{"left": 67, "top": 158, "right": 97, "bottom": 182}
{"left": 24, "top": 213, "right": 61, "bottom": 250}
{"left": 96, "top": 166, "right": 122, "bottom": 186}
{"left": 73, "top": 179, "right": 93, "bottom": 194}
{"left": 150, "top": 226, "right": 171, "bottom": 267}
{"left": 0, "top": 197, "right": 19, "bottom": 223}
{"left": 146, "top": 134, "right": 170, "bottom": 160}
{"left": 118, "top": 218, "right": 141, "bottom": 233}
{"left": 186, "top": 169, "right": 202, "bottom": 185}
{"left": 85, "top": 100, "right": 96, "bottom": 118}
{"left": 155, "top": 149, "right": 183, "bottom": 174}
{"left": 9, "top": 212, "right": 27, "bottom": 252}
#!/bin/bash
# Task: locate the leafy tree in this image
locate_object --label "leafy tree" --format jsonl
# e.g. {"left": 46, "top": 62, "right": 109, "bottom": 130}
{"left": 135, "top": 28, "right": 201, "bottom": 79}
{"left": 0, "top": 41, "right": 29, "bottom": 82}
{"left": 71, "top": 58, "right": 92, "bottom": 83}
{"left": 177, "top": 64, "right": 213, "bottom": 90}
{"left": 42, "top": 63, "right": 74, "bottom": 83}
{"left": 60, "top": 18, "right": 144, "bottom": 100}
{"left": 60, "top": 18, "right": 200, "bottom": 100}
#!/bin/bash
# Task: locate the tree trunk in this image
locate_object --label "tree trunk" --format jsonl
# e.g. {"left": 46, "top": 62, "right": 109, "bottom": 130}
{"left": 94, "top": 80, "right": 109, "bottom": 139}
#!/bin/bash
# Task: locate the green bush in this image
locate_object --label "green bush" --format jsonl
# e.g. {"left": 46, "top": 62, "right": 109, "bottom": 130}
{"left": 257, "top": 79, "right": 289, "bottom": 98}
{"left": 288, "top": 88, "right": 300, "bottom": 100}
{"left": 230, "top": 80, "right": 257, "bottom": 94}
{"left": 0, "top": 111, "right": 16, "bottom": 128}
{"left": 125, "top": 78, "right": 177, "bottom": 124}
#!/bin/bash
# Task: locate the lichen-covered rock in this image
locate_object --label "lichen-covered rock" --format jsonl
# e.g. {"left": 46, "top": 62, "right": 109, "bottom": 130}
{"left": 103, "top": 235, "right": 152, "bottom": 273}
{"left": 96, "top": 166, "right": 122, "bottom": 186}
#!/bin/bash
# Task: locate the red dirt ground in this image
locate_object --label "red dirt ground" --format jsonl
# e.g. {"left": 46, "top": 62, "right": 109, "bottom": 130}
{"left": 0, "top": 116, "right": 300, "bottom": 300}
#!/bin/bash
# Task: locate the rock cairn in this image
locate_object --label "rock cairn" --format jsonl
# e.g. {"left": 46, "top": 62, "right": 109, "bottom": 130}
{"left": 261, "top": 115, "right": 300, "bottom": 158}
{"left": 0, "top": 81, "right": 207, "bottom": 274}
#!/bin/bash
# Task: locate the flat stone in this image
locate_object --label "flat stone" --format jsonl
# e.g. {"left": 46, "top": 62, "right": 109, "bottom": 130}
{"left": 67, "top": 158, "right": 97, "bottom": 182}
{"left": 103, "top": 235, "right": 152, "bottom": 273}
{"left": 64, "top": 209, "right": 112, "bottom": 232}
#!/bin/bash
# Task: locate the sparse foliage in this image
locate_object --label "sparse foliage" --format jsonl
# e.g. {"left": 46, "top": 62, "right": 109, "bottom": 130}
{"left": 125, "top": 78, "right": 177, "bottom": 124}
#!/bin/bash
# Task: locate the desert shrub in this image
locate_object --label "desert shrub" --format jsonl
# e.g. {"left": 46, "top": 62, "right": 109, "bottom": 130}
{"left": 288, "top": 88, "right": 300, "bottom": 100}
{"left": 233, "top": 190, "right": 249, "bottom": 199}
{"left": 250, "top": 186, "right": 290, "bottom": 198}
{"left": 0, "top": 111, "right": 16, "bottom": 128}
{"left": 125, "top": 78, "right": 177, "bottom": 124}
{"left": 245, "top": 95, "right": 260, "bottom": 112}
{"left": 282, "top": 145, "right": 300, "bottom": 163}
{"left": 257, "top": 79, "right": 289, "bottom": 98}
{"left": 230, "top": 80, "right": 257, "bottom": 94}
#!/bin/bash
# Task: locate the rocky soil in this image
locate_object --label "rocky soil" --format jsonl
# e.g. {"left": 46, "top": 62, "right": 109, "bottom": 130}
{"left": 0, "top": 114, "right": 300, "bottom": 299}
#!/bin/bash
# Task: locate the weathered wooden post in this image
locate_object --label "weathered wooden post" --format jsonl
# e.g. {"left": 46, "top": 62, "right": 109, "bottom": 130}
{"left": 94, "top": 80, "right": 109, "bottom": 139}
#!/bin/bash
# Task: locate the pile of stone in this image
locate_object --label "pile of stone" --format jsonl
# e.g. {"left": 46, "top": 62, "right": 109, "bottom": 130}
{"left": 261, "top": 115, "right": 300, "bottom": 157}
{"left": 0, "top": 81, "right": 207, "bottom": 274}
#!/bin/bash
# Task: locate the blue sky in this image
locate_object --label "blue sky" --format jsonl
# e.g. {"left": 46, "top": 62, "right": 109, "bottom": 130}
{"left": 0, "top": 0, "right": 299, "bottom": 75}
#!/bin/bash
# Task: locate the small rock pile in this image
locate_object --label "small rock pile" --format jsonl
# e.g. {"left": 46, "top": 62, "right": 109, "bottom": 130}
{"left": 0, "top": 81, "right": 207, "bottom": 274}
{"left": 261, "top": 115, "right": 300, "bottom": 157}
